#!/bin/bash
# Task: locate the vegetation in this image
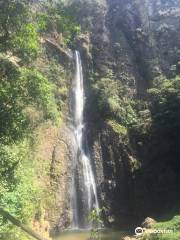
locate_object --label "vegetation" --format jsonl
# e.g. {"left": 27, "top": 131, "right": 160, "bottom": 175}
{"left": 93, "top": 72, "right": 138, "bottom": 127}
{"left": 0, "top": 140, "right": 41, "bottom": 240}
{"left": 0, "top": 0, "right": 77, "bottom": 239}
{"left": 0, "top": 0, "right": 39, "bottom": 63}
{"left": 96, "top": 73, "right": 180, "bottom": 143}
{"left": 128, "top": 75, "right": 180, "bottom": 145}
{"left": 65, "top": 0, "right": 106, "bottom": 31}
{"left": 148, "top": 75, "right": 180, "bottom": 131}
{"left": 94, "top": 64, "right": 180, "bottom": 240}
{"left": 142, "top": 215, "right": 180, "bottom": 240}
{"left": 88, "top": 208, "right": 104, "bottom": 240}
{"left": 0, "top": 0, "right": 179, "bottom": 239}
{"left": 37, "top": 0, "right": 81, "bottom": 47}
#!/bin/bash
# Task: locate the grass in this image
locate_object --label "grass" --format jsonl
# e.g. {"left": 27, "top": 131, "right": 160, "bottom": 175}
{"left": 142, "top": 215, "right": 180, "bottom": 240}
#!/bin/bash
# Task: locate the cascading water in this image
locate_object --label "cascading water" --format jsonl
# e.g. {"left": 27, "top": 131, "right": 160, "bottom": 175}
{"left": 71, "top": 51, "right": 99, "bottom": 229}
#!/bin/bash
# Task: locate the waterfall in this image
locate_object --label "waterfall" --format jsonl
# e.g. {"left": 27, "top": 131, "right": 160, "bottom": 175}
{"left": 71, "top": 51, "right": 99, "bottom": 229}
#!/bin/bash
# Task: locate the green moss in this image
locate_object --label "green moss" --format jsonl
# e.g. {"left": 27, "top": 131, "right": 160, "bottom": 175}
{"left": 107, "top": 120, "right": 128, "bottom": 136}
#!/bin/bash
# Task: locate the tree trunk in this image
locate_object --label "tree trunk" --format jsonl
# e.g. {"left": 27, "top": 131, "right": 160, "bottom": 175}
{"left": 0, "top": 208, "right": 49, "bottom": 240}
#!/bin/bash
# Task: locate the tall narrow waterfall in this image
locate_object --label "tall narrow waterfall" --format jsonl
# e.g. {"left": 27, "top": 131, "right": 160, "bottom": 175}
{"left": 71, "top": 51, "right": 99, "bottom": 229}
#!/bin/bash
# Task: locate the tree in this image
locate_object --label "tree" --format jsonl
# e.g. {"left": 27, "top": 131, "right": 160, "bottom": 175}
{"left": 0, "top": 57, "right": 59, "bottom": 143}
{"left": 0, "top": 0, "right": 39, "bottom": 63}
{"left": 0, "top": 56, "right": 27, "bottom": 143}
{"left": 0, "top": 0, "right": 29, "bottom": 49}
{"left": 148, "top": 75, "right": 180, "bottom": 130}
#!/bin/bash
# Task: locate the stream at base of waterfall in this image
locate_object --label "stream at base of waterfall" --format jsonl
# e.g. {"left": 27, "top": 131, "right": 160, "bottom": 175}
{"left": 53, "top": 230, "right": 127, "bottom": 240}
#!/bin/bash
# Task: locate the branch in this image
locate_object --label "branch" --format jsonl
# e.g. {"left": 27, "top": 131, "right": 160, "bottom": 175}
{"left": 0, "top": 208, "right": 49, "bottom": 240}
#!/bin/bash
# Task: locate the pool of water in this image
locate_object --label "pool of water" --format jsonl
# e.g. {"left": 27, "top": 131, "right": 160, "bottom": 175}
{"left": 53, "top": 229, "right": 127, "bottom": 240}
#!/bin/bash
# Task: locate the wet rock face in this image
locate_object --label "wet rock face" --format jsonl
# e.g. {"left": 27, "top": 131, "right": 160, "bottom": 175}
{"left": 90, "top": 124, "right": 135, "bottom": 227}
{"left": 80, "top": 0, "right": 179, "bottom": 109}
{"left": 48, "top": 126, "right": 74, "bottom": 234}
{"left": 77, "top": 0, "right": 180, "bottom": 227}
{"left": 33, "top": 124, "right": 73, "bottom": 233}
{"left": 106, "top": 0, "right": 180, "bottom": 93}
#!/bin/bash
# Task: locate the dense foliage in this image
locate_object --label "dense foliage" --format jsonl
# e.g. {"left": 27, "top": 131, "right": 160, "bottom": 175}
{"left": 149, "top": 75, "right": 180, "bottom": 131}
{"left": 93, "top": 70, "right": 138, "bottom": 128}
{"left": 0, "top": 0, "right": 76, "bottom": 239}
{"left": 0, "top": 57, "right": 59, "bottom": 144}
{"left": 0, "top": 141, "right": 41, "bottom": 240}
{"left": 0, "top": 0, "right": 39, "bottom": 63}
{"left": 37, "top": 0, "right": 81, "bottom": 46}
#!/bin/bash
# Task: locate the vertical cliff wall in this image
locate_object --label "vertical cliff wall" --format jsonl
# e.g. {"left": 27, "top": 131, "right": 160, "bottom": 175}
{"left": 75, "top": 0, "right": 180, "bottom": 227}
{"left": 35, "top": 0, "right": 180, "bottom": 231}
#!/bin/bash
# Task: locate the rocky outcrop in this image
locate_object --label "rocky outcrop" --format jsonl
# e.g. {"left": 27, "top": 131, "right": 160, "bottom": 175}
{"left": 142, "top": 217, "right": 156, "bottom": 229}
{"left": 44, "top": 38, "right": 73, "bottom": 60}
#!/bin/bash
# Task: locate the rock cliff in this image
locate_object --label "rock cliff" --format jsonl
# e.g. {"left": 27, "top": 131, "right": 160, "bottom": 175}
{"left": 38, "top": 0, "right": 180, "bottom": 231}
{"left": 75, "top": 0, "right": 180, "bottom": 227}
